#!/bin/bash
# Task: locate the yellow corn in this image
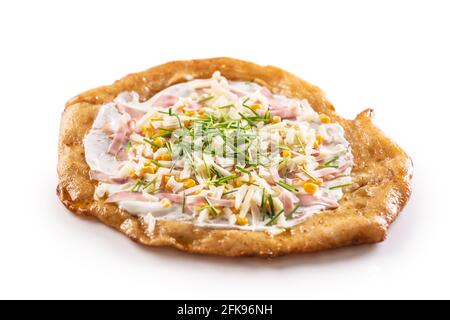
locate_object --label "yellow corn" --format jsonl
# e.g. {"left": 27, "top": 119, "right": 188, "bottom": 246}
{"left": 197, "top": 108, "right": 206, "bottom": 115}
{"left": 163, "top": 175, "right": 171, "bottom": 185}
{"left": 183, "top": 119, "right": 193, "bottom": 127}
{"left": 281, "top": 149, "right": 292, "bottom": 158}
{"left": 183, "top": 178, "right": 197, "bottom": 189}
{"left": 303, "top": 182, "right": 319, "bottom": 194}
{"left": 316, "top": 135, "right": 324, "bottom": 144}
{"left": 156, "top": 153, "right": 171, "bottom": 161}
{"left": 152, "top": 137, "right": 166, "bottom": 150}
{"left": 250, "top": 103, "right": 261, "bottom": 111}
{"left": 160, "top": 198, "right": 172, "bottom": 208}
{"left": 234, "top": 180, "right": 245, "bottom": 187}
{"left": 141, "top": 164, "right": 156, "bottom": 174}
{"left": 236, "top": 215, "right": 248, "bottom": 225}
{"left": 319, "top": 114, "right": 331, "bottom": 124}
{"left": 184, "top": 110, "right": 195, "bottom": 116}
{"left": 271, "top": 116, "right": 281, "bottom": 124}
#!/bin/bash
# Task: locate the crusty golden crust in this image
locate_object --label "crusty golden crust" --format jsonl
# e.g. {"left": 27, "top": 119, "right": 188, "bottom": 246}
{"left": 57, "top": 57, "right": 413, "bottom": 257}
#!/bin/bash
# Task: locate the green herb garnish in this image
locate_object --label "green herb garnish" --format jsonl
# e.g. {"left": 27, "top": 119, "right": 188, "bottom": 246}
{"left": 236, "top": 165, "right": 251, "bottom": 175}
{"left": 265, "top": 209, "right": 285, "bottom": 226}
{"left": 277, "top": 181, "right": 299, "bottom": 193}
{"left": 329, "top": 183, "right": 352, "bottom": 190}
{"left": 198, "top": 96, "right": 214, "bottom": 103}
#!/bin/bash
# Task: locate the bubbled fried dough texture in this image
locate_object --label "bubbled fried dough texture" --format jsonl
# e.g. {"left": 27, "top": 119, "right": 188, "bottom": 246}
{"left": 57, "top": 57, "right": 413, "bottom": 257}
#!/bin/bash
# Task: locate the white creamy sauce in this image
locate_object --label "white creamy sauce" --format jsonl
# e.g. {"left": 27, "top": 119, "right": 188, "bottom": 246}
{"left": 83, "top": 73, "right": 353, "bottom": 235}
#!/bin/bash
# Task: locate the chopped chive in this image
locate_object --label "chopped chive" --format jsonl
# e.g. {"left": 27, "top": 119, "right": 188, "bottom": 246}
{"left": 242, "top": 104, "right": 259, "bottom": 116}
{"left": 286, "top": 203, "right": 302, "bottom": 219}
{"left": 223, "top": 189, "right": 238, "bottom": 196}
{"left": 236, "top": 165, "right": 251, "bottom": 175}
{"left": 152, "top": 132, "right": 172, "bottom": 138}
{"left": 159, "top": 128, "right": 174, "bottom": 132}
{"left": 142, "top": 177, "right": 157, "bottom": 190}
{"left": 204, "top": 197, "right": 218, "bottom": 216}
{"left": 329, "top": 183, "right": 352, "bottom": 190}
{"left": 146, "top": 187, "right": 160, "bottom": 194}
{"left": 276, "top": 181, "right": 299, "bottom": 193}
{"left": 242, "top": 97, "right": 250, "bottom": 107}
{"left": 149, "top": 159, "right": 164, "bottom": 168}
{"left": 131, "top": 179, "right": 142, "bottom": 192}
{"left": 318, "top": 156, "right": 339, "bottom": 169}
{"left": 182, "top": 192, "right": 186, "bottom": 213}
{"left": 268, "top": 194, "right": 275, "bottom": 217}
{"left": 300, "top": 166, "right": 317, "bottom": 182}
{"left": 198, "top": 96, "right": 214, "bottom": 103}
{"left": 126, "top": 140, "right": 132, "bottom": 151}
{"left": 143, "top": 138, "right": 160, "bottom": 149}
{"left": 265, "top": 208, "right": 285, "bottom": 226}
{"left": 218, "top": 104, "right": 235, "bottom": 109}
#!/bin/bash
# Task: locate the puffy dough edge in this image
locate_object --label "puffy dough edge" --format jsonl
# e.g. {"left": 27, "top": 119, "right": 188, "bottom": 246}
{"left": 57, "top": 57, "right": 413, "bottom": 257}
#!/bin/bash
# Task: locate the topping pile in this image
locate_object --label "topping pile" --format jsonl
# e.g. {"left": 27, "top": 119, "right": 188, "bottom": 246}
{"left": 84, "top": 72, "right": 353, "bottom": 234}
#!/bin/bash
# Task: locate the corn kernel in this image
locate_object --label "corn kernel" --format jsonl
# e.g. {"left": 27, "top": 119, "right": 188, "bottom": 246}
{"left": 197, "top": 108, "right": 206, "bottom": 115}
{"left": 183, "top": 120, "right": 193, "bottom": 127}
{"left": 319, "top": 114, "right": 331, "bottom": 124}
{"left": 152, "top": 137, "right": 166, "bottom": 149}
{"left": 156, "top": 153, "right": 171, "bottom": 161}
{"left": 163, "top": 175, "right": 171, "bottom": 185}
{"left": 271, "top": 116, "right": 281, "bottom": 124}
{"left": 281, "top": 150, "right": 292, "bottom": 158}
{"left": 313, "top": 141, "right": 319, "bottom": 149}
{"left": 183, "top": 178, "right": 197, "bottom": 189}
{"left": 141, "top": 164, "right": 156, "bottom": 174}
{"left": 304, "top": 182, "right": 319, "bottom": 194}
{"left": 165, "top": 183, "right": 173, "bottom": 192}
{"left": 249, "top": 176, "right": 256, "bottom": 184}
{"left": 184, "top": 110, "right": 195, "bottom": 116}
{"left": 234, "top": 180, "right": 245, "bottom": 187}
{"left": 316, "top": 135, "right": 324, "bottom": 144}
{"left": 160, "top": 198, "right": 172, "bottom": 208}
{"left": 250, "top": 103, "right": 261, "bottom": 111}
{"left": 236, "top": 215, "right": 248, "bottom": 225}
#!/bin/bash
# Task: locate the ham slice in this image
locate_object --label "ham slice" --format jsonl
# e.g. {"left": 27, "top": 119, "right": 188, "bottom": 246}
{"left": 269, "top": 166, "right": 281, "bottom": 183}
{"left": 312, "top": 161, "right": 353, "bottom": 180}
{"left": 89, "top": 170, "right": 131, "bottom": 184}
{"left": 107, "top": 113, "right": 135, "bottom": 156}
{"left": 152, "top": 94, "right": 178, "bottom": 108}
{"left": 298, "top": 194, "right": 338, "bottom": 209}
{"left": 261, "top": 87, "right": 285, "bottom": 109}
{"left": 270, "top": 106, "right": 298, "bottom": 119}
{"left": 280, "top": 190, "right": 298, "bottom": 214}
{"left": 115, "top": 91, "right": 146, "bottom": 120}
{"left": 117, "top": 103, "right": 145, "bottom": 120}
{"left": 105, "top": 191, "right": 147, "bottom": 203}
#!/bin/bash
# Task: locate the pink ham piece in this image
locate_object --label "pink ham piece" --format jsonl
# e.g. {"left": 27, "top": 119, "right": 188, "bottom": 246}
{"left": 230, "top": 88, "right": 246, "bottom": 97}
{"left": 270, "top": 106, "right": 298, "bottom": 119}
{"left": 152, "top": 94, "right": 178, "bottom": 108}
{"left": 105, "top": 191, "right": 147, "bottom": 203}
{"left": 89, "top": 170, "right": 131, "bottom": 184}
{"left": 115, "top": 92, "right": 146, "bottom": 120}
{"left": 269, "top": 166, "right": 281, "bottom": 183}
{"left": 261, "top": 87, "right": 285, "bottom": 109}
{"left": 280, "top": 190, "right": 298, "bottom": 214}
{"left": 298, "top": 194, "right": 338, "bottom": 209}
{"left": 117, "top": 103, "right": 145, "bottom": 120}
{"left": 154, "top": 193, "right": 234, "bottom": 207}
{"left": 312, "top": 161, "right": 353, "bottom": 180}
{"left": 107, "top": 113, "right": 135, "bottom": 156}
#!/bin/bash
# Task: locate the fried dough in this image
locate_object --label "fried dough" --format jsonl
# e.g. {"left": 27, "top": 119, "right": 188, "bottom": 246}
{"left": 57, "top": 57, "right": 413, "bottom": 257}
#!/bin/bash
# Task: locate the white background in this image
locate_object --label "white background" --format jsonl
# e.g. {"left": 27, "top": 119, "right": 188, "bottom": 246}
{"left": 0, "top": 0, "right": 449, "bottom": 300}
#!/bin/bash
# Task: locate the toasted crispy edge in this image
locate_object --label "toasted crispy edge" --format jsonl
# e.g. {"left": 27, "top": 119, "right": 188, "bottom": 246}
{"left": 57, "top": 57, "right": 413, "bottom": 257}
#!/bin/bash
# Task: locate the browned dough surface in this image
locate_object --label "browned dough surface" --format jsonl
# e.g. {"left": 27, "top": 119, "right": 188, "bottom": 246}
{"left": 57, "top": 57, "right": 413, "bottom": 257}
